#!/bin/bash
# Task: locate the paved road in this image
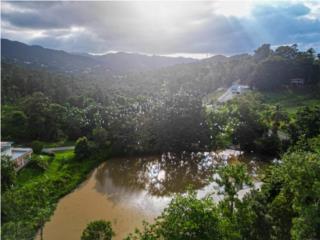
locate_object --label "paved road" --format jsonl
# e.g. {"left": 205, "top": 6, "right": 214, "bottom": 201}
{"left": 217, "top": 87, "right": 234, "bottom": 103}
{"left": 42, "top": 146, "right": 74, "bottom": 153}
{"left": 217, "top": 85, "right": 250, "bottom": 103}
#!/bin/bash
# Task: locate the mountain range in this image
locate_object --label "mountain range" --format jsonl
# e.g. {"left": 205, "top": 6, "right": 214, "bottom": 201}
{"left": 1, "top": 39, "right": 196, "bottom": 74}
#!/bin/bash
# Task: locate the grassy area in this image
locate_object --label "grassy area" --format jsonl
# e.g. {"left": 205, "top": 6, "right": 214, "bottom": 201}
{"left": 16, "top": 151, "right": 73, "bottom": 186}
{"left": 2, "top": 148, "right": 111, "bottom": 240}
{"left": 261, "top": 86, "right": 320, "bottom": 114}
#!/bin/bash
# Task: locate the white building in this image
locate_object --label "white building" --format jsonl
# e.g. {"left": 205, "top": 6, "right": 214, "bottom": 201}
{"left": 1, "top": 142, "right": 33, "bottom": 171}
{"left": 231, "top": 84, "right": 250, "bottom": 94}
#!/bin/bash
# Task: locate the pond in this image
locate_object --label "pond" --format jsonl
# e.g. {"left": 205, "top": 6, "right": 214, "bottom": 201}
{"left": 39, "top": 150, "right": 267, "bottom": 240}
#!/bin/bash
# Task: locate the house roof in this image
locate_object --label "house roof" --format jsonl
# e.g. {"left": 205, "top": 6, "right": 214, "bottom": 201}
{"left": 1, "top": 142, "right": 13, "bottom": 152}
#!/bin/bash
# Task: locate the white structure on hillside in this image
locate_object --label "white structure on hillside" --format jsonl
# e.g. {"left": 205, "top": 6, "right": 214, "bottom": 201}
{"left": 231, "top": 84, "right": 250, "bottom": 94}
{"left": 1, "top": 142, "right": 33, "bottom": 171}
{"left": 217, "top": 84, "right": 250, "bottom": 103}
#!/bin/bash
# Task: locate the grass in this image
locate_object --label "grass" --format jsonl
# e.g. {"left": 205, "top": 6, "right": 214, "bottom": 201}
{"left": 16, "top": 151, "right": 73, "bottom": 186}
{"left": 261, "top": 86, "right": 320, "bottom": 114}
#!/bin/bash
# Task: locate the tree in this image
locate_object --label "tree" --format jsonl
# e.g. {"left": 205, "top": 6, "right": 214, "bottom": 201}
{"left": 275, "top": 44, "right": 298, "bottom": 60}
{"left": 31, "top": 140, "right": 44, "bottom": 154}
{"left": 92, "top": 128, "right": 109, "bottom": 147}
{"left": 215, "top": 163, "right": 252, "bottom": 215}
{"left": 81, "top": 220, "right": 114, "bottom": 240}
{"left": 231, "top": 94, "right": 266, "bottom": 152}
{"left": 294, "top": 106, "right": 320, "bottom": 139}
{"left": 1, "top": 156, "right": 16, "bottom": 192}
{"left": 2, "top": 110, "right": 27, "bottom": 140}
{"left": 126, "top": 191, "right": 223, "bottom": 240}
{"left": 22, "top": 92, "right": 50, "bottom": 140}
{"left": 280, "top": 151, "right": 320, "bottom": 239}
{"left": 75, "top": 136, "right": 90, "bottom": 160}
{"left": 254, "top": 44, "right": 273, "bottom": 62}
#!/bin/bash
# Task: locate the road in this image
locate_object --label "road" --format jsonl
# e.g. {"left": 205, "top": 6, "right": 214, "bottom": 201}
{"left": 217, "top": 85, "right": 250, "bottom": 103}
{"left": 42, "top": 146, "right": 75, "bottom": 153}
{"left": 217, "top": 87, "right": 234, "bottom": 103}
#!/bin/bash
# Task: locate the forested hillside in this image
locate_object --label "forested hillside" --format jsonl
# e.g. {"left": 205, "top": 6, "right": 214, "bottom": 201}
{"left": 2, "top": 43, "right": 320, "bottom": 154}
{"left": 1, "top": 39, "right": 195, "bottom": 74}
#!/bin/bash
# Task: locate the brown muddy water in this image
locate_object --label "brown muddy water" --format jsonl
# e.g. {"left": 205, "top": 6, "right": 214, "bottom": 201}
{"left": 39, "top": 150, "right": 267, "bottom": 240}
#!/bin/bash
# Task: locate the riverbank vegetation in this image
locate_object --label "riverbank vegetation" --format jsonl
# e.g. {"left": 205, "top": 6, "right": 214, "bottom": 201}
{"left": 1, "top": 147, "right": 111, "bottom": 240}
{"left": 124, "top": 136, "right": 320, "bottom": 240}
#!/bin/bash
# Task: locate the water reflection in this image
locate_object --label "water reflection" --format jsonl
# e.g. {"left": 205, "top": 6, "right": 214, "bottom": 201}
{"left": 42, "top": 150, "right": 267, "bottom": 240}
{"left": 95, "top": 150, "right": 262, "bottom": 199}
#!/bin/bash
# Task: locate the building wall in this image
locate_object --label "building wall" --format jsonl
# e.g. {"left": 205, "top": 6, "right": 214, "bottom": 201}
{"left": 14, "top": 151, "right": 32, "bottom": 171}
{"left": 2, "top": 148, "right": 12, "bottom": 157}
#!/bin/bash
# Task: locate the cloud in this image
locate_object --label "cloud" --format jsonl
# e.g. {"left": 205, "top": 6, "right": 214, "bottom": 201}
{"left": 1, "top": 1, "right": 320, "bottom": 55}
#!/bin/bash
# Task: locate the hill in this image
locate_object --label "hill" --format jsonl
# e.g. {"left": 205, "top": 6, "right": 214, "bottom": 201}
{"left": 1, "top": 39, "right": 196, "bottom": 74}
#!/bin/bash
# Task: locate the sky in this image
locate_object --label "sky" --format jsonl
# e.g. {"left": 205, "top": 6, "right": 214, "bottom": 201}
{"left": 2, "top": 0, "right": 320, "bottom": 58}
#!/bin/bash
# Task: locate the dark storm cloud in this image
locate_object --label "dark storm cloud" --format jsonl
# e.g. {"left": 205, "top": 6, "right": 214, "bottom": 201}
{"left": 2, "top": 1, "right": 320, "bottom": 55}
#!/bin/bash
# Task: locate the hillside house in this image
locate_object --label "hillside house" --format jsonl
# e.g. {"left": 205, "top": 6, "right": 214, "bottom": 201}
{"left": 1, "top": 142, "right": 33, "bottom": 171}
{"left": 231, "top": 84, "right": 250, "bottom": 94}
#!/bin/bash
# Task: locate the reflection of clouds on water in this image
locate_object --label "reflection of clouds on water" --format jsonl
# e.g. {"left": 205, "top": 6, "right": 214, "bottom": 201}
{"left": 94, "top": 150, "right": 266, "bottom": 214}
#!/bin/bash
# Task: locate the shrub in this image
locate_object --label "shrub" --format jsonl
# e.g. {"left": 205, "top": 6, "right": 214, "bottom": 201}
{"left": 92, "top": 128, "right": 110, "bottom": 147}
{"left": 75, "top": 137, "right": 90, "bottom": 160}
{"left": 31, "top": 141, "right": 44, "bottom": 154}
{"left": 81, "top": 220, "right": 114, "bottom": 240}
{"left": 1, "top": 156, "right": 16, "bottom": 192}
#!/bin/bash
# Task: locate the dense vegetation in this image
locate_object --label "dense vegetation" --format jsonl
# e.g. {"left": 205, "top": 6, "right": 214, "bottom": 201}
{"left": 81, "top": 220, "right": 114, "bottom": 240}
{"left": 1, "top": 43, "right": 320, "bottom": 240}
{"left": 123, "top": 133, "right": 320, "bottom": 240}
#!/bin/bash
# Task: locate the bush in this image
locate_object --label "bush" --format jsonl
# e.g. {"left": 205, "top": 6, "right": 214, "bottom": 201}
{"left": 92, "top": 128, "right": 110, "bottom": 147}
{"left": 1, "top": 156, "right": 16, "bottom": 192}
{"left": 81, "top": 220, "right": 114, "bottom": 240}
{"left": 127, "top": 191, "right": 223, "bottom": 240}
{"left": 75, "top": 137, "right": 90, "bottom": 160}
{"left": 31, "top": 141, "right": 44, "bottom": 154}
{"left": 30, "top": 155, "right": 49, "bottom": 171}
{"left": 254, "top": 134, "right": 281, "bottom": 157}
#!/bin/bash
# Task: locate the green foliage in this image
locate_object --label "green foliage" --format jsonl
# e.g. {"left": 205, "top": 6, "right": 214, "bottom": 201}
{"left": 252, "top": 44, "right": 320, "bottom": 90}
{"left": 216, "top": 163, "right": 252, "bottom": 215}
{"left": 81, "top": 220, "right": 114, "bottom": 240}
{"left": 75, "top": 137, "right": 90, "bottom": 160}
{"left": 238, "top": 149, "right": 320, "bottom": 240}
{"left": 261, "top": 87, "right": 320, "bottom": 114}
{"left": 290, "top": 106, "right": 320, "bottom": 142}
{"left": 92, "top": 127, "right": 110, "bottom": 147}
{"left": 1, "top": 110, "right": 27, "bottom": 140}
{"left": 127, "top": 191, "right": 223, "bottom": 240}
{"left": 149, "top": 90, "right": 210, "bottom": 152}
{"left": 280, "top": 151, "right": 320, "bottom": 239}
{"left": 31, "top": 140, "right": 44, "bottom": 154}
{"left": 1, "top": 149, "right": 110, "bottom": 240}
{"left": 254, "top": 134, "right": 281, "bottom": 156}
{"left": 30, "top": 155, "right": 50, "bottom": 171}
{"left": 1, "top": 156, "right": 17, "bottom": 192}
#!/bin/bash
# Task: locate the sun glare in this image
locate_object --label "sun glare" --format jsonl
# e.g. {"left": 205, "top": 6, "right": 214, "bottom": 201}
{"left": 135, "top": 2, "right": 190, "bottom": 32}
{"left": 213, "top": 0, "right": 254, "bottom": 17}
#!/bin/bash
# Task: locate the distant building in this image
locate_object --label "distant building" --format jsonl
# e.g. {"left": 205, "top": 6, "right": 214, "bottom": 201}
{"left": 290, "top": 78, "right": 305, "bottom": 87}
{"left": 231, "top": 84, "right": 250, "bottom": 94}
{"left": 231, "top": 84, "right": 241, "bottom": 94}
{"left": 1, "top": 142, "right": 33, "bottom": 171}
